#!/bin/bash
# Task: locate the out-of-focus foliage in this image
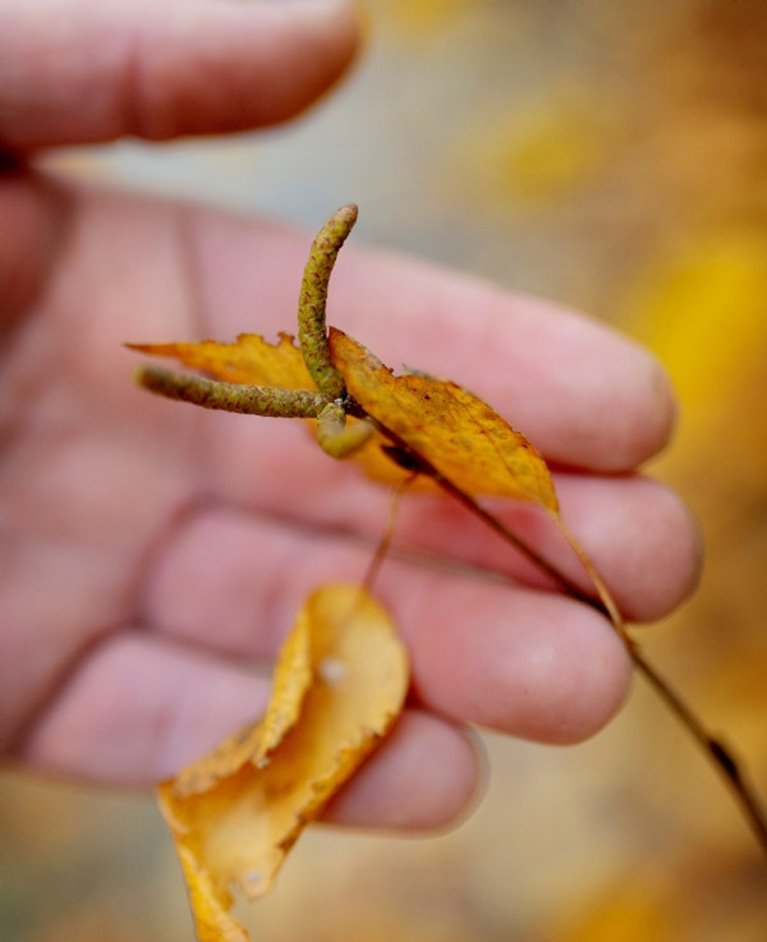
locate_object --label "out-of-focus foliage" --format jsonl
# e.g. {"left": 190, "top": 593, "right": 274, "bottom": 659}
{"left": 454, "top": 87, "right": 613, "bottom": 209}
{"left": 384, "top": 0, "right": 470, "bottom": 42}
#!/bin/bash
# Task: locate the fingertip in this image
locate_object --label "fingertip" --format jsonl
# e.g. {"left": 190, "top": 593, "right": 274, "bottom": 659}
{"left": 129, "top": 0, "right": 362, "bottom": 140}
{"left": 405, "top": 579, "right": 633, "bottom": 747}
{"left": 477, "top": 601, "right": 633, "bottom": 746}
{"left": 610, "top": 478, "right": 704, "bottom": 623}
{"left": 555, "top": 474, "right": 704, "bottom": 624}
{"left": 1, "top": 0, "right": 362, "bottom": 150}
{"left": 530, "top": 611, "right": 633, "bottom": 745}
{"left": 609, "top": 348, "right": 679, "bottom": 472}
{"left": 322, "top": 710, "right": 484, "bottom": 832}
{"left": 533, "top": 309, "right": 680, "bottom": 473}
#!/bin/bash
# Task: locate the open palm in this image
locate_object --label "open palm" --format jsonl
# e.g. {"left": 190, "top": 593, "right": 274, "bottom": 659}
{"left": 0, "top": 0, "right": 701, "bottom": 831}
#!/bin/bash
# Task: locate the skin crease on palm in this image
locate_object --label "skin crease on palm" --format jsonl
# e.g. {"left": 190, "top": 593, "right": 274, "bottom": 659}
{"left": 0, "top": 0, "right": 702, "bottom": 832}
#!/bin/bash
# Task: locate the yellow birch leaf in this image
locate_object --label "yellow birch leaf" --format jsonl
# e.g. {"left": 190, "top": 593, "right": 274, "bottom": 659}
{"left": 328, "top": 327, "right": 559, "bottom": 511}
{"left": 127, "top": 333, "right": 313, "bottom": 389}
{"left": 157, "top": 584, "right": 409, "bottom": 942}
{"left": 329, "top": 331, "right": 624, "bottom": 618}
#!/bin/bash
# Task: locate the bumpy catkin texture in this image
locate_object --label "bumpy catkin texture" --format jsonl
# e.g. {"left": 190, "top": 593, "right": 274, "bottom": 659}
{"left": 297, "top": 204, "right": 358, "bottom": 400}
{"left": 135, "top": 366, "right": 327, "bottom": 417}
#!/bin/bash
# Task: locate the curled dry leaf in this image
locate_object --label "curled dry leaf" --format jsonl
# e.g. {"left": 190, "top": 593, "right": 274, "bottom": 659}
{"left": 158, "top": 584, "right": 408, "bottom": 942}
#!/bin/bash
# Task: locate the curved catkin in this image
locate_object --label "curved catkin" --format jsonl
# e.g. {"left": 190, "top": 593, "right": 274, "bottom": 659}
{"left": 298, "top": 204, "right": 358, "bottom": 400}
{"left": 135, "top": 366, "right": 327, "bottom": 418}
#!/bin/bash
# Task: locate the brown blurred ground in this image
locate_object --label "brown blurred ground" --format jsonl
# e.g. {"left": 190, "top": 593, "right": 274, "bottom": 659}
{"left": 2, "top": 1, "right": 766, "bottom": 939}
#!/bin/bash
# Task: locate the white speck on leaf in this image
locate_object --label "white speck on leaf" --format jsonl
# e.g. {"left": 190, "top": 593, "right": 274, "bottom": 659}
{"left": 318, "top": 656, "right": 347, "bottom": 686}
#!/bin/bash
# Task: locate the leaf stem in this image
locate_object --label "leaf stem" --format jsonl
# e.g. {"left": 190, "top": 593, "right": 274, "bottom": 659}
{"left": 555, "top": 516, "right": 632, "bottom": 643}
{"left": 373, "top": 426, "right": 604, "bottom": 611}
{"left": 362, "top": 476, "right": 414, "bottom": 594}
{"left": 630, "top": 648, "right": 767, "bottom": 855}
{"left": 436, "top": 475, "right": 606, "bottom": 612}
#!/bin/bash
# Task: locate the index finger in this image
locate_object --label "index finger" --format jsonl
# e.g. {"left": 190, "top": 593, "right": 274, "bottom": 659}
{"left": 0, "top": 0, "right": 358, "bottom": 153}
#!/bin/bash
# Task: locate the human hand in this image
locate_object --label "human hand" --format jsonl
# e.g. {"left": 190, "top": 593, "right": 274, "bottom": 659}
{"left": 0, "top": 0, "right": 701, "bottom": 831}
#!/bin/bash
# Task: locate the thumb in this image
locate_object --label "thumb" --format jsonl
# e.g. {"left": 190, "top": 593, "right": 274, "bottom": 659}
{"left": 0, "top": 0, "right": 360, "bottom": 154}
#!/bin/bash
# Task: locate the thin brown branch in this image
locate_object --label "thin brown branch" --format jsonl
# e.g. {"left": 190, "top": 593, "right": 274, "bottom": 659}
{"left": 631, "top": 648, "right": 767, "bottom": 856}
{"left": 362, "top": 475, "right": 414, "bottom": 593}
{"left": 372, "top": 428, "right": 767, "bottom": 857}
{"left": 373, "top": 433, "right": 605, "bottom": 613}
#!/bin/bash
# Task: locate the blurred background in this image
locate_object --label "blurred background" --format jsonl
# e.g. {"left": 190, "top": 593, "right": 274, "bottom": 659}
{"left": 2, "top": 1, "right": 766, "bottom": 939}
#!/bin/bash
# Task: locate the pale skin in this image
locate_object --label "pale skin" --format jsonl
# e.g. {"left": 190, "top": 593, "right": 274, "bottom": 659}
{"left": 0, "top": 0, "right": 702, "bottom": 831}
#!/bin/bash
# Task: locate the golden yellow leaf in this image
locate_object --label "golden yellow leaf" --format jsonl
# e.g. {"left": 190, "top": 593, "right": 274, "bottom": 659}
{"left": 157, "top": 584, "right": 409, "bottom": 942}
{"left": 127, "top": 332, "right": 313, "bottom": 389}
{"left": 328, "top": 327, "right": 559, "bottom": 511}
